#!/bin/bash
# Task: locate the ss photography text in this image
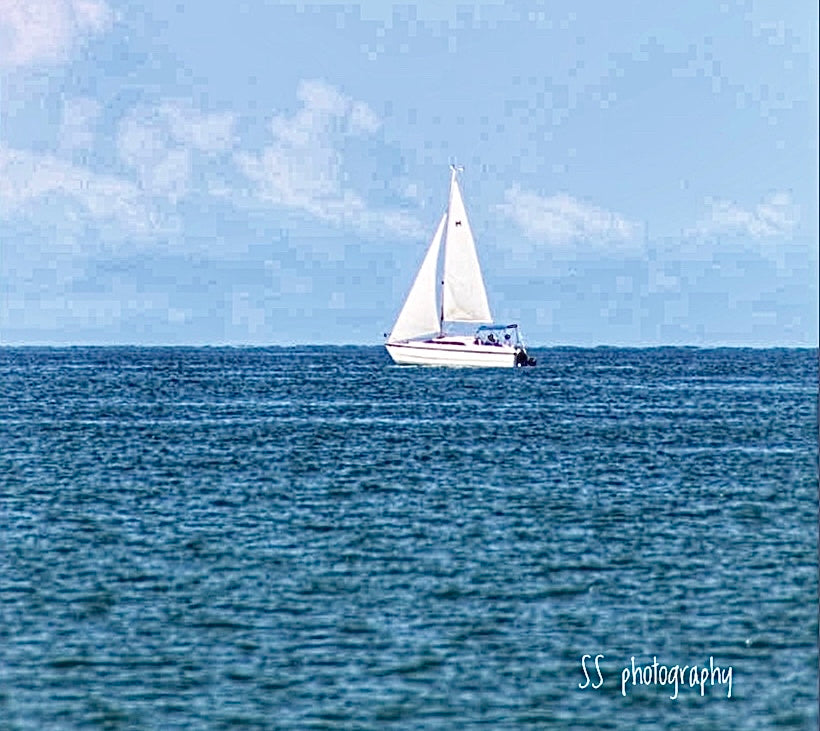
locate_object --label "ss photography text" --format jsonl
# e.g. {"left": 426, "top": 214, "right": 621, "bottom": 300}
{"left": 580, "top": 654, "right": 734, "bottom": 700}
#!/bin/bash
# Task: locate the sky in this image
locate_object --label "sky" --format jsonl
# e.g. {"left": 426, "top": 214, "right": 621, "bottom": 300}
{"left": 0, "top": 0, "right": 817, "bottom": 346}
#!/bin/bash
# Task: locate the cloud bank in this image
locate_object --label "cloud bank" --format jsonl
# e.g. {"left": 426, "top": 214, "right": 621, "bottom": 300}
{"left": 0, "top": 146, "right": 155, "bottom": 234}
{"left": 236, "top": 79, "right": 423, "bottom": 239}
{"left": 117, "top": 101, "right": 237, "bottom": 202}
{"left": 1, "top": 79, "right": 423, "bottom": 247}
{"left": 691, "top": 192, "right": 799, "bottom": 239}
{"left": 0, "top": 0, "right": 113, "bottom": 68}
{"left": 498, "top": 185, "right": 641, "bottom": 248}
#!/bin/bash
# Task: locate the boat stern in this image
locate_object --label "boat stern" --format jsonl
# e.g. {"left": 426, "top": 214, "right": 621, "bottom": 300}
{"left": 476, "top": 324, "right": 536, "bottom": 367}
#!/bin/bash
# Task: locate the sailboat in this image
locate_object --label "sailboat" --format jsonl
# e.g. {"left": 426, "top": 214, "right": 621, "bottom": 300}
{"left": 385, "top": 166, "right": 535, "bottom": 367}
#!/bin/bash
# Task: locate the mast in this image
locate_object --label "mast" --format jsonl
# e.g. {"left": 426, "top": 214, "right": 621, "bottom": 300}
{"left": 440, "top": 164, "right": 462, "bottom": 336}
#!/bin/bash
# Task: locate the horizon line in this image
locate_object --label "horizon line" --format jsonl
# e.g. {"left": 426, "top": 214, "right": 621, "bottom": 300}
{"left": 0, "top": 342, "right": 817, "bottom": 350}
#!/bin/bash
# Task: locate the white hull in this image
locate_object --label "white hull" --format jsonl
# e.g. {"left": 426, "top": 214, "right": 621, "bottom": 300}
{"left": 386, "top": 336, "right": 520, "bottom": 368}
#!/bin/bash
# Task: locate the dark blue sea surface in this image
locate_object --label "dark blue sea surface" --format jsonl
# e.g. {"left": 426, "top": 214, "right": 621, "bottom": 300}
{"left": 1, "top": 346, "right": 817, "bottom": 729}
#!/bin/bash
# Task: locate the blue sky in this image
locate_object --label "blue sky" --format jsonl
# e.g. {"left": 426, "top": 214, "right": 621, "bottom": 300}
{"left": 0, "top": 0, "right": 817, "bottom": 346}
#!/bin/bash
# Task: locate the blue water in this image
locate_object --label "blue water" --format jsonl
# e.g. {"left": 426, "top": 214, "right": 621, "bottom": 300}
{"left": 1, "top": 346, "right": 817, "bottom": 729}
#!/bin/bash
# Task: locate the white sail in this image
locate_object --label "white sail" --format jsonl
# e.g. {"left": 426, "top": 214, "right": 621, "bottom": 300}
{"left": 442, "top": 172, "right": 492, "bottom": 323}
{"left": 388, "top": 213, "right": 446, "bottom": 342}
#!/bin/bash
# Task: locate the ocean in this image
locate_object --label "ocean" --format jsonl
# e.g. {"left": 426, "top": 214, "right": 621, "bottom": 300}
{"left": 1, "top": 346, "right": 817, "bottom": 729}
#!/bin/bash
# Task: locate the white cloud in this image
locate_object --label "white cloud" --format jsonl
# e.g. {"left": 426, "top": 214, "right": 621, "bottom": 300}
{"left": 235, "top": 79, "right": 423, "bottom": 239}
{"left": 0, "top": 146, "right": 157, "bottom": 234}
{"left": 117, "top": 101, "right": 237, "bottom": 202}
{"left": 1, "top": 97, "right": 237, "bottom": 243}
{"left": 348, "top": 101, "right": 381, "bottom": 135}
{"left": 159, "top": 102, "right": 236, "bottom": 154}
{"left": 118, "top": 114, "right": 190, "bottom": 202}
{"left": 691, "top": 192, "right": 799, "bottom": 239}
{"left": 0, "top": 0, "right": 113, "bottom": 68}
{"left": 497, "top": 185, "right": 641, "bottom": 247}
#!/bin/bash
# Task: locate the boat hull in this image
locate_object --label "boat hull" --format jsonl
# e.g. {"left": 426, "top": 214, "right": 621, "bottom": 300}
{"left": 385, "top": 337, "right": 520, "bottom": 368}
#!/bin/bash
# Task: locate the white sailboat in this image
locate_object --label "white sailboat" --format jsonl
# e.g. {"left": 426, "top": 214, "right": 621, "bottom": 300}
{"left": 385, "top": 166, "right": 535, "bottom": 368}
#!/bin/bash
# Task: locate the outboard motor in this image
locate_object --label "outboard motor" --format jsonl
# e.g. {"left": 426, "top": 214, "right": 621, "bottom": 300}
{"left": 516, "top": 349, "right": 536, "bottom": 367}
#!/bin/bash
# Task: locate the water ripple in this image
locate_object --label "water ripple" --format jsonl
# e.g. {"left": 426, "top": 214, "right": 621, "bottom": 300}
{"left": 0, "top": 346, "right": 816, "bottom": 728}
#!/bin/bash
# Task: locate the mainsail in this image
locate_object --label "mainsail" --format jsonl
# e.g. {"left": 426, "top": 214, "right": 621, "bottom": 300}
{"left": 442, "top": 171, "right": 492, "bottom": 324}
{"left": 388, "top": 213, "right": 446, "bottom": 342}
